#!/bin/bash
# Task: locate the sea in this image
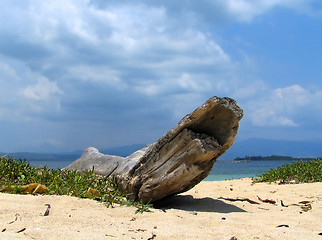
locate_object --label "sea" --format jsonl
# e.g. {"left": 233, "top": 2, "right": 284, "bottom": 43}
{"left": 27, "top": 158, "right": 305, "bottom": 181}
{"left": 204, "top": 159, "right": 301, "bottom": 181}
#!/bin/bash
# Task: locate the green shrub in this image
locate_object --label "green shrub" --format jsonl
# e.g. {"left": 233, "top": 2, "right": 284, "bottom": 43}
{"left": 253, "top": 158, "right": 322, "bottom": 183}
{"left": 0, "top": 156, "right": 151, "bottom": 213}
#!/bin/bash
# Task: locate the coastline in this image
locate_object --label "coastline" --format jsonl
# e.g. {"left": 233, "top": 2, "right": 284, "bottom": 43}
{"left": 0, "top": 178, "right": 321, "bottom": 240}
{"left": 28, "top": 158, "right": 308, "bottom": 182}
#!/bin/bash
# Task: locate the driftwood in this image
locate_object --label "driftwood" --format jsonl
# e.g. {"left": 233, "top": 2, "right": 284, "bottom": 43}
{"left": 66, "top": 96, "right": 243, "bottom": 203}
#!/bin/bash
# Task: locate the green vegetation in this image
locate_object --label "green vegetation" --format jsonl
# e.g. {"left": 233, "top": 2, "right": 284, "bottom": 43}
{"left": 253, "top": 158, "right": 322, "bottom": 183}
{"left": 0, "top": 156, "right": 151, "bottom": 214}
{"left": 235, "top": 155, "right": 318, "bottom": 161}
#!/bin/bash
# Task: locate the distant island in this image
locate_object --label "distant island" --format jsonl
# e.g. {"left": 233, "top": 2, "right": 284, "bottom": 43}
{"left": 234, "top": 155, "right": 319, "bottom": 161}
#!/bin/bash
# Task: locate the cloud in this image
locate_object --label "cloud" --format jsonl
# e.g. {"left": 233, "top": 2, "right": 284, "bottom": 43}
{"left": 273, "top": 85, "right": 309, "bottom": 105}
{"left": 222, "top": 0, "right": 321, "bottom": 21}
{"left": 19, "top": 77, "right": 62, "bottom": 116}
{"left": 21, "top": 77, "right": 62, "bottom": 102}
{"left": 66, "top": 65, "right": 124, "bottom": 88}
{"left": 89, "top": 0, "right": 321, "bottom": 24}
{"left": 245, "top": 84, "right": 322, "bottom": 127}
{"left": 0, "top": 0, "right": 321, "bottom": 151}
{"left": 0, "top": 58, "right": 63, "bottom": 120}
{"left": 0, "top": 0, "right": 235, "bottom": 119}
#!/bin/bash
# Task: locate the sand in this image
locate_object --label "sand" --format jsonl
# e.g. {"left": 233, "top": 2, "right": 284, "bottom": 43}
{"left": 0, "top": 178, "right": 321, "bottom": 240}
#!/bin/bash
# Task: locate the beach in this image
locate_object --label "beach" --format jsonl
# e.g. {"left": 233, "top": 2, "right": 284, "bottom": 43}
{"left": 0, "top": 178, "right": 321, "bottom": 240}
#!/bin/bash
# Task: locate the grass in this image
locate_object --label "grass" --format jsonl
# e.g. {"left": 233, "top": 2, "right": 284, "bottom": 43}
{"left": 253, "top": 158, "right": 322, "bottom": 183}
{"left": 0, "top": 155, "right": 151, "bottom": 214}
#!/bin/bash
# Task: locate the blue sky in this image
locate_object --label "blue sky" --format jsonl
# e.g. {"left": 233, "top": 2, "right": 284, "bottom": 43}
{"left": 0, "top": 0, "right": 322, "bottom": 153}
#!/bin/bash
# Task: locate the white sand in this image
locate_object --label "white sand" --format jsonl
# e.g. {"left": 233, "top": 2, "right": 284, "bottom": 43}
{"left": 0, "top": 178, "right": 321, "bottom": 240}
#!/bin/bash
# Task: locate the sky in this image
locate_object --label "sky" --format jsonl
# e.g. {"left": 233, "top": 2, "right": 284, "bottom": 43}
{"left": 0, "top": 0, "right": 322, "bottom": 153}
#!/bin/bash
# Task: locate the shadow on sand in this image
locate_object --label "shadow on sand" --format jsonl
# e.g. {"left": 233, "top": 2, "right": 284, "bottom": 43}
{"left": 153, "top": 195, "right": 246, "bottom": 213}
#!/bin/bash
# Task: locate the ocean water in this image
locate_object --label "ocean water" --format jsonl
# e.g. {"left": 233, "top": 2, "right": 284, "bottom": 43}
{"left": 28, "top": 158, "right": 303, "bottom": 181}
{"left": 30, "top": 160, "right": 74, "bottom": 170}
{"left": 205, "top": 159, "right": 304, "bottom": 181}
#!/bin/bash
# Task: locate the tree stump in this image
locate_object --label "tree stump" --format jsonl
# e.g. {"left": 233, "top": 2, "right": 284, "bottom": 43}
{"left": 66, "top": 96, "right": 243, "bottom": 203}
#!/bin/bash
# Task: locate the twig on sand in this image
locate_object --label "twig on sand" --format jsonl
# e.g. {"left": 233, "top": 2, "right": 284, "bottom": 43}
{"left": 147, "top": 233, "right": 157, "bottom": 240}
{"left": 280, "top": 200, "right": 312, "bottom": 212}
{"left": 276, "top": 224, "right": 289, "bottom": 228}
{"left": 44, "top": 204, "right": 51, "bottom": 216}
{"left": 105, "top": 234, "right": 116, "bottom": 238}
{"left": 257, "top": 196, "right": 276, "bottom": 204}
{"left": 16, "top": 228, "right": 26, "bottom": 233}
{"left": 8, "top": 213, "right": 21, "bottom": 224}
{"left": 218, "top": 196, "right": 260, "bottom": 204}
{"left": 281, "top": 200, "right": 288, "bottom": 207}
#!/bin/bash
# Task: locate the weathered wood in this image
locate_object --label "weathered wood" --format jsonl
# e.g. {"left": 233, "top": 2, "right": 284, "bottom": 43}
{"left": 66, "top": 96, "right": 243, "bottom": 203}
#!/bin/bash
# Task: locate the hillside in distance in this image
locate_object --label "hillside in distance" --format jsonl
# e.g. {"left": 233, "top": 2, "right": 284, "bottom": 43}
{"left": 222, "top": 138, "right": 322, "bottom": 160}
{"left": 234, "top": 155, "right": 318, "bottom": 161}
{"left": 0, "top": 144, "right": 146, "bottom": 163}
{"left": 0, "top": 152, "right": 81, "bottom": 162}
